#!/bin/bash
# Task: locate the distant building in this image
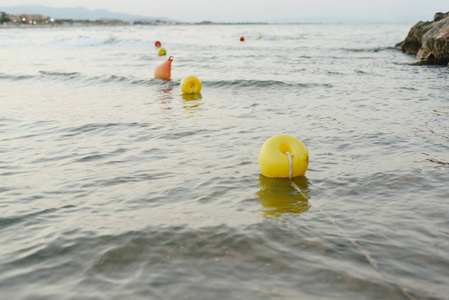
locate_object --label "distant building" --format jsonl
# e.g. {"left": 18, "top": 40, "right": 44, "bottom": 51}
{"left": 1, "top": 11, "right": 132, "bottom": 27}
{"left": 5, "top": 13, "right": 50, "bottom": 24}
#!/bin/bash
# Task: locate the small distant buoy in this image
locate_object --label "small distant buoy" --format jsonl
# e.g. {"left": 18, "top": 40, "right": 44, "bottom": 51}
{"left": 259, "top": 135, "right": 309, "bottom": 178}
{"left": 180, "top": 76, "right": 202, "bottom": 94}
{"left": 258, "top": 33, "right": 263, "bottom": 39}
{"left": 154, "top": 56, "right": 173, "bottom": 79}
{"left": 240, "top": 36, "right": 245, "bottom": 42}
{"left": 158, "top": 47, "right": 167, "bottom": 56}
{"left": 155, "top": 41, "right": 161, "bottom": 47}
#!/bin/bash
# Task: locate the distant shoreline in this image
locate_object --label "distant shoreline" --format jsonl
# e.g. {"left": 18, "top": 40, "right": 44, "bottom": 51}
{"left": 0, "top": 23, "right": 131, "bottom": 29}
{"left": 0, "top": 22, "right": 412, "bottom": 30}
{"left": 0, "top": 22, "right": 273, "bottom": 29}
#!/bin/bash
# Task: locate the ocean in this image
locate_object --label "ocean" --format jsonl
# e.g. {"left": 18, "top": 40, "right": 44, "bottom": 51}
{"left": 1, "top": 23, "right": 449, "bottom": 299}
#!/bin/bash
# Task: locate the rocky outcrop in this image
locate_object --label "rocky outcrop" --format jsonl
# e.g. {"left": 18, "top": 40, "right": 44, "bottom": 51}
{"left": 396, "top": 12, "right": 449, "bottom": 65}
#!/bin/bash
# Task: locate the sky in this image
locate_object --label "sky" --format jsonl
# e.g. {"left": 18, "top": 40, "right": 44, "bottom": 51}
{"left": 1, "top": 0, "right": 448, "bottom": 23}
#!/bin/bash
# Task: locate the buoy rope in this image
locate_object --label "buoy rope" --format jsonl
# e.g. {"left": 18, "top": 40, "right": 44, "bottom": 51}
{"left": 286, "top": 151, "right": 293, "bottom": 181}
{"left": 284, "top": 152, "right": 415, "bottom": 300}
{"left": 286, "top": 152, "right": 308, "bottom": 199}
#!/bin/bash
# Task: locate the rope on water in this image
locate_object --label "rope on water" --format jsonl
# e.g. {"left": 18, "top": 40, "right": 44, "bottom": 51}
{"left": 286, "top": 151, "right": 308, "bottom": 199}
{"left": 284, "top": 151, "right": 415, "bottom": 300}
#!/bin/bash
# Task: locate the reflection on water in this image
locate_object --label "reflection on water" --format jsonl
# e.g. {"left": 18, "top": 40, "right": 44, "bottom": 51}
{"left": 182, "top": 93, "right": 203, "bottom": 111}
{"left": 157, "top": 83, "right": 174, "bottom": 110}
{"left": 256, "top": 174, "right": 310, "bottom": 218}
{"left": 157, "top": 84, "right": 203, "bottom": 119}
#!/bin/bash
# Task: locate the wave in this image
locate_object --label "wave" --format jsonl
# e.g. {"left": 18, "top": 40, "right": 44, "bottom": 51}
{"left": 203, "top": 79, "right": 332, "bottom": 89}
{"left": 0, "top": 205, "right": 72, "bottom": 230}
{"left": 1, "top": 71, "right": 331, "bottom": 90}
{"left": 53, "top": 35, "right": 117, "bottom": 47}
{"left": 342, "top": 46, "right": 399, "bottom": 53}
{"left": 39, "top": 71, "right": 80, "bottom": 77}
{"left": 62, "top": 122, "right": 152, "bottom": 137}
{"left": 0, "top": 71, "right": 169, "bottom": 86}
{"left": 50, "top": 35, "right": 144, "bottom": 47}
{"left": 0, "top": 73, "right": 36, "bottom": 81}
{"left": 0, "top": 71, "right": 80, "bottom": 82}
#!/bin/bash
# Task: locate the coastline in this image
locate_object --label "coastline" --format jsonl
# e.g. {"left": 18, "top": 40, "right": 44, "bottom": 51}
{"left": 0, "top": 23, "right": 268, "bottom": 29}
{"left": 0, "top": 23, "right": 132, "bottom": 29}
{"left": 0, "top": 22, "right": 412, "bottom": 30}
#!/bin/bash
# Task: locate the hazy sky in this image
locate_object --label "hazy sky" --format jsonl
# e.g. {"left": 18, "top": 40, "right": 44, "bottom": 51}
{"left": 2, "top": 0, "right": 448, "bottom": 22}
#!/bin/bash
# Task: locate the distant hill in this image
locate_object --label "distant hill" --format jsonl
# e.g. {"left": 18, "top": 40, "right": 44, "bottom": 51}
{"left": 0, "top": 5, "right": 174, "bottom": 22}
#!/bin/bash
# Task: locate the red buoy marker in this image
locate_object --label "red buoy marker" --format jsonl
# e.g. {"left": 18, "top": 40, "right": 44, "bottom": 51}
{"left": 155, "top": 41, "right": 161, "bottom": 47}
{"left": 240, "top": 36, "right": 245, "bottom": 42}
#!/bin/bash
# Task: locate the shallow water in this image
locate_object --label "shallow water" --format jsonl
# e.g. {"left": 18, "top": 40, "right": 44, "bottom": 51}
{"left": 1, "top": 24, "right": 449, "bottom": 299}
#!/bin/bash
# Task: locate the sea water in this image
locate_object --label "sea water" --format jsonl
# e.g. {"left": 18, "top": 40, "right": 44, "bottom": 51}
{"left": 1, "top": 24, "right": 448, "bottom": 299}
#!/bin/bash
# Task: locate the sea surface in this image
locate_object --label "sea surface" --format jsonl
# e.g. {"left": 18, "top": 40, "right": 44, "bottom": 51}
{"left": 1, "top": 23, "right": 449, "bottom": 299}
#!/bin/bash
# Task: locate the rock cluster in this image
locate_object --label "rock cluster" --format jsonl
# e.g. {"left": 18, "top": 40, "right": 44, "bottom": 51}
{"left": 396, "top": 12, "right": 449, "bottom": 66}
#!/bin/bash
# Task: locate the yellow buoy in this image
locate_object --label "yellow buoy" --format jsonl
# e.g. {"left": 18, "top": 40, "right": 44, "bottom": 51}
{"left": 180, "top": 75, "right": 202, "bottom": 94}
{"left": 158, "top": 47, "right": 167, "bottom": 56}
{"left": 258, "top": 134, "right": 309, "bottom": 178}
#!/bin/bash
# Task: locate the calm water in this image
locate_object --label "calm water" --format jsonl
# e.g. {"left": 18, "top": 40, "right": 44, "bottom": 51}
{"left": 1, "top": 24, "right": 449, "bottom": 299}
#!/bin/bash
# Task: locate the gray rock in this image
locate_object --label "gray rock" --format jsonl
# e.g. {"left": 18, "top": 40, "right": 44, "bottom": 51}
{"left": 434, "top": 12, "right": 449, "bottom": 22}
{"left": 434, "top": 12, "right": 444, "bottom": 22}
{"left": 397, "top": 12, "right": 449, "bottom": 65}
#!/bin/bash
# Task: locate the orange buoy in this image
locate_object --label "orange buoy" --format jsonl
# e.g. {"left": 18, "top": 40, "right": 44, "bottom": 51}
{"left": 155, "top": 41, "right": 161, "bottom": 47}
{"left": 240, "top": 36, "right": 245, "bottom": 41}
{"left": 154, "top": 56, "right": 173, "bottom": 79}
